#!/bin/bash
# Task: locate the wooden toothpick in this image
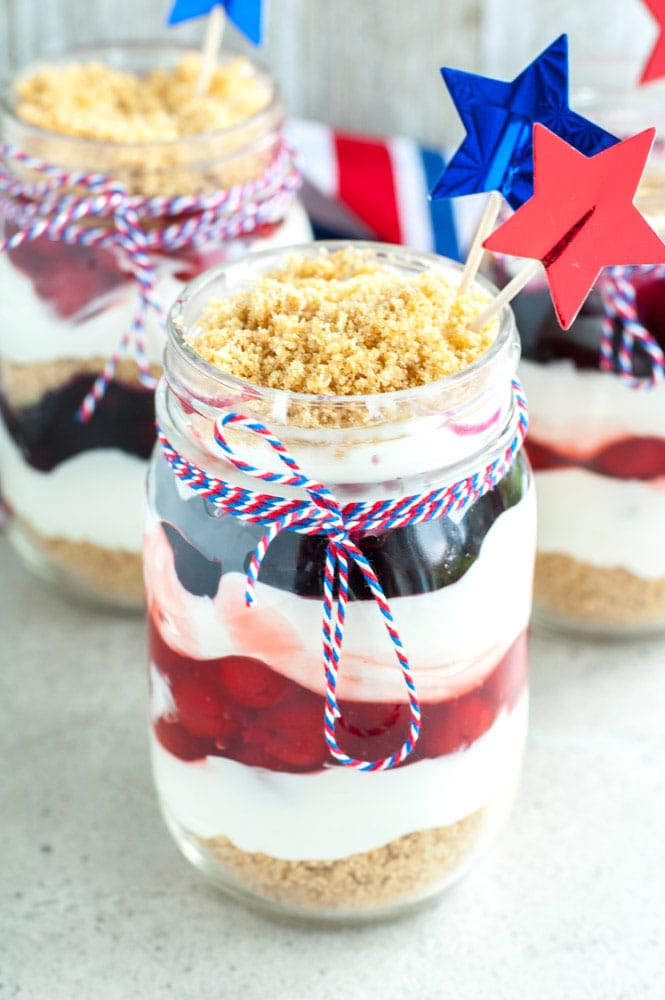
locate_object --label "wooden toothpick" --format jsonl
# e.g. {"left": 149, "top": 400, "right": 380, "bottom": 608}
{"left": 458, "top": 191, "right": 503, "bottom": 296}
{"left": 195, "top": 4, "right": 226, "bottom": 99}
{"left": 471, "top": 258, "right": 541, "bottom": 331}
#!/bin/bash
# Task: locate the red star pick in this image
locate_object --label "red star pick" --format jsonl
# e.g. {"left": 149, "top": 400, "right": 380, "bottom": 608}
{"left": 640, "top": 0, "right": 665, "bottom": 84}
{"left": 483, "top": 124, "right": 665, "bottom": 329}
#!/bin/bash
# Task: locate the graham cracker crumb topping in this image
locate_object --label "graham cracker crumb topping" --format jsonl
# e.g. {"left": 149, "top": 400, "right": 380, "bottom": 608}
{"left": 14, "top": 54, "right": 272, "bottom": 143}
{"left": 190, "top": 248, "right": 498, "bottom": 396}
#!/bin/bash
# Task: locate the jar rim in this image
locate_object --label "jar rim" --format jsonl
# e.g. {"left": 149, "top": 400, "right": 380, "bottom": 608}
{"left": 0, "top": 39, "right": 283, "bottom": 155}
{"left": 166, "top": 240, "right": 519, "bottom": 412}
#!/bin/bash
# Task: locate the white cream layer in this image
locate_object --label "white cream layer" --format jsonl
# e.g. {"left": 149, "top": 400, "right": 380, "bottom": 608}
{"left": 150, "top": 693, "right": 527, "bottom": 861}
{"left": 145, "top": 486, "right": 535, "bottom": 703}
{"left": 520, "top": 358, "right": 665, "bottom": 452}
{"left": 0, "top": 201, "right": 311, "bottom": 365}
{"left": 0, "top": 417, "right": 145, "bottom": 551}
{"left": 535, "top": 468, "right": 665, "bottom": 578}
{"left": 178, "top": 399, "right": 513, "bottom": 493}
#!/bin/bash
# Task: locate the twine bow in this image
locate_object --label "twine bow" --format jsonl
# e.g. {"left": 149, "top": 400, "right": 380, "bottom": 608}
{"left": 157, "top": 377, "right": 528, "bottom": 771}
{"left": 0, "top": 141, "right": 301, "bottom": 419}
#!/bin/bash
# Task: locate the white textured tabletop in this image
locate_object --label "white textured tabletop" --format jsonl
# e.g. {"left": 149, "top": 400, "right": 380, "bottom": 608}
{"left": 2, "top": 532, "right": 664, "bottom": 1000}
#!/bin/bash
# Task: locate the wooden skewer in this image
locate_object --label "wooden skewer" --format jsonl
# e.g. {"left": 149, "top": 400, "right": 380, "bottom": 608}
{"left": 471, "top": 258, "right": 541, "bottom": 331}
{"left": 457, "top": 191, "right": 503, "bottom": 296}
{"left": 195, "top": 5, "right": 226, "bottom": 100}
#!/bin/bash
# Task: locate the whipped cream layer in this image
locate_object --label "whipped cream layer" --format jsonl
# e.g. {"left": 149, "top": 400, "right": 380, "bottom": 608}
{"left": 0, "top": 201, "right": 311, "bottom": 365}
{"left": 0, "top": 417, "right": 145, "bottom": 550}
{"left": 151, "top": 693, "right": 527, "bottom": 861}
{"left": 178, "top": 400, "right": 514, "bottom": 493}
{"left": 535, "top": 468, "right": 665, "bottom": 578}
{"left": 521, "top": 359, "right": 665, "bottom": 452}
{"left": 145, "top": 485, "right": 535, "bottom": 703}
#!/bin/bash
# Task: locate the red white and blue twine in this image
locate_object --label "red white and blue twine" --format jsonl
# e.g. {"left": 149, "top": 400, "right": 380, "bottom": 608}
{"left": 0, "top": 141, "right": 301, "bottom": 419}
{"left": 596, "top": 264, "right": 665, "bottom": 388}
{"left": 157, "top": 376, "right": 528, "bottom": 771}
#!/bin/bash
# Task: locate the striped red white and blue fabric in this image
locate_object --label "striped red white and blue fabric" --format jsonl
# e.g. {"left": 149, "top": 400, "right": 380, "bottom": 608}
{"left": 286, "top": 118, "right": 485, "bottom": 258}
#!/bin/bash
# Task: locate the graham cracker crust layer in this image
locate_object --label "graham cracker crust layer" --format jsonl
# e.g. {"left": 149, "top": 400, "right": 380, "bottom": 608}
{"left": 16, "top": 517, "right": 144, "bottom": 608}
{"left": 534, "top": 551, "right": 665, "bottom": 626}
{"left": 1, "top": 357, "right": 161, "bottom": 409}
{"left": 201, "top": 806, "right": 488, "bottom": 913}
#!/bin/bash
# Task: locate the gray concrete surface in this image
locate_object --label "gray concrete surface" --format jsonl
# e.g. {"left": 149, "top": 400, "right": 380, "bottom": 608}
{"left": 2, "top": 533, "right": 664, "bottom": 1000}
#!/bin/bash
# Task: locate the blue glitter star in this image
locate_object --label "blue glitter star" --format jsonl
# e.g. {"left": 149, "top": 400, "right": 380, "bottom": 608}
{"left": 167, "top": 0, "right": 265, "bottom": 45}
{"left": 431, "top": 34, "right": 618, "bottom": 209}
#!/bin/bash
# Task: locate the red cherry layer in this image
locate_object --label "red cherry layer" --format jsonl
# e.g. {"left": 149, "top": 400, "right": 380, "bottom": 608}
{"left": 6, "top": 220, "right": 283, "bottom": 321}
{"left": 149, "top": 615, "right": 528, "bottom": 773}
{"left": 527, "top": 436, "right": 665, "bottom": 481}
{"left": 7, "top": 226, "right": 131, "bottom": 320}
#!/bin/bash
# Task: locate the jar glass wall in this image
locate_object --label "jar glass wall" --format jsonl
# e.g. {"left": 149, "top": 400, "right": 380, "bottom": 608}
{"left": 0, "top": 41, "right": 310, "bottom": 609}
{"left": 145, "top": 242, "right": 536, "bottom": 921}
{"left": 491, "top": 78, "right": 665, "bottom": 635}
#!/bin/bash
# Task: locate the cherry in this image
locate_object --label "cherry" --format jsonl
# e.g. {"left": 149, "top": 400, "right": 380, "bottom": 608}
{"left": 419, "top": 694, "right": 496, "bottom": 758}
{"left": 218, "top": 655, "right": 289, "bottom": 709}
{"left": 264, "top": 700, "right": 328, "bottom": 770}
{"left": 335, "top": 700, "right": 410, "bottom": 763}
{"left": 154, "top": 718, "right": 211, "bottom": 761}
{"left": 171, "top": 673, "right": 236, "bottom": 742}
{"left": 453, "top": 695, "right": 496, "bottom": 749}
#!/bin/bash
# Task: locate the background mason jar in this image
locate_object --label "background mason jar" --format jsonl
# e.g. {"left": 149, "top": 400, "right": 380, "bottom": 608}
{"left": 0, "top": 41, "right": 311, "bottom": 609}
{"left": 489, "top": 71, "right": 665, "bottom": 636}
{"left": 145, "top": 242, "right": 536, "bottom": 920}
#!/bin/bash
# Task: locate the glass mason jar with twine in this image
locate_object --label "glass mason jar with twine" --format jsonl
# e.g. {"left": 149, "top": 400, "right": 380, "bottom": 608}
{"left": 145, "top": 241, "right": 535, "bottom": 921}
{"left": 490, "top": 68, "right": 665, "bottom": 635}
{"left": 0, "top": 41, "right": 308, "bottom": 608}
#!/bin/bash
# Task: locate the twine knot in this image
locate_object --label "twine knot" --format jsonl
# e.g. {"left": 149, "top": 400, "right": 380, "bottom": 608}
{"left": 0, "top": 141, "right": 301, "bottom": 419}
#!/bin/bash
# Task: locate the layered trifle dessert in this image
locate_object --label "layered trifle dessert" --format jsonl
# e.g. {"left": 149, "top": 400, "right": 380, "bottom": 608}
{"left": 485, "top": 82, "right": 665, "bottom": 633}
{"left": 0, "top": 44, "right": 309, "bottom": 606}
{"left": 499, "top": 244, "right": 665, "bottom": 631}
{"left": 145, "top": 244, "right": 535, "bottom": 918}
{"left": 494, "top": 133, "right": 665, "bottom": 634}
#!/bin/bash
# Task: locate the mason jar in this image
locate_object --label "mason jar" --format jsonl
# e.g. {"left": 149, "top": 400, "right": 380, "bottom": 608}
{"left": 490, "top": 77, "right": 665, "bottom": 635}
{"left": 145, "top": 242, "right": 536, "bottom": 921}
{"left": 0, "top": 41, "right": 310, "bottom": 608}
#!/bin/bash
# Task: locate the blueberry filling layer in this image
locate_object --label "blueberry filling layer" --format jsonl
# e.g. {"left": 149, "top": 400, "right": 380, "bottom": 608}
{"left": 154, "top": 448, "right": 529, "bottom": 601}
{"left": 0, "top": 378, "right": 156, "bottom": 471}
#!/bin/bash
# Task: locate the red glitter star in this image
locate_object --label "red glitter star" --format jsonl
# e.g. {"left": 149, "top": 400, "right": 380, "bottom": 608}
{"left": 640, "top": 0, "right": 665, "bottom": 84}
{"left": 483, "top": 124, "right": 665, "bottom": 329}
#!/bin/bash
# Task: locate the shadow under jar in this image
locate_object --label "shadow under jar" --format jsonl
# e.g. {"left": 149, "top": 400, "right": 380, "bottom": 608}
{"left": 492, "top": 78, "right": 665, "bottom": 636}
{"left": 0, "top": 41, "right": 310, "bottom": 609}
{"left": 145, "top": 243, "right": 536, "bottom": 921}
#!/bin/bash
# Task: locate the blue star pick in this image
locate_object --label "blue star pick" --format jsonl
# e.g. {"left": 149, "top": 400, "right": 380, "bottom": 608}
{"left": 431, "top": 34, "right": 618, "bottom": 209}
{"left": 167, "top": 0, "right": 265, "bottom": 46}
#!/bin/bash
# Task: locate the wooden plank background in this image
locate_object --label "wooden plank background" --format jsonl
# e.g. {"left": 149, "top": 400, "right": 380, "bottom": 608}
{"left": 0, "top": 0, "right": 658, "bottom": 145}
